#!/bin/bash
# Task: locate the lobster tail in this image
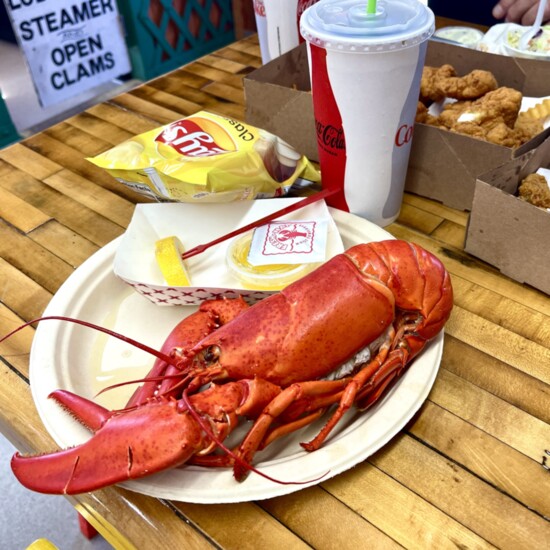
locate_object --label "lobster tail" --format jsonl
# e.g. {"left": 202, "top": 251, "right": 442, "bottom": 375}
{"left": 345, "top": 241, "right": 453, "bottom": 342}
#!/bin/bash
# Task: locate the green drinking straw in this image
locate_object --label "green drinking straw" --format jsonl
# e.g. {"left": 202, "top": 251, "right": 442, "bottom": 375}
{"left": 367, "top": 0, "right": 377, "bottom": 14}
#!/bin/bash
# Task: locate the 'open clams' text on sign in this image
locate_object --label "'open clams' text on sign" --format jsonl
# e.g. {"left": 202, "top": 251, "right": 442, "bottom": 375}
{"left": 5, "top": 0, "right": 131, "bottom": 107}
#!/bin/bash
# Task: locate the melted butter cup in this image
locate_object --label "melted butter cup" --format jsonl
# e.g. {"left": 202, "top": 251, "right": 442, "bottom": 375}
{"left": 226, "top": 233, "right": 319, "bottom": 290}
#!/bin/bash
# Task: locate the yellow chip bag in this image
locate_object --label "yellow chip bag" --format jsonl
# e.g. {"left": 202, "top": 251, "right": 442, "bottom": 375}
{"left": 87, "top": 111, "right": 320, "bottom": 202}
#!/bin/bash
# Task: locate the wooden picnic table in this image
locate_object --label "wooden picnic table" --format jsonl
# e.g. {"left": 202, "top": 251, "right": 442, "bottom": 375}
{"left": 0, "top": 29, "right": 549, "bottom": 550}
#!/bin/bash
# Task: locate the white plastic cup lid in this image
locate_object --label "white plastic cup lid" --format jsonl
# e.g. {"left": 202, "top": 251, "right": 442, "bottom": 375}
{"left": 300, "top": 0, "right": 435, "bottom": 51}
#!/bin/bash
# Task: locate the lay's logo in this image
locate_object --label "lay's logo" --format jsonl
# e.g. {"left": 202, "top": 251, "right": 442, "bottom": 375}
{"left": 155, "top": 118, "right": 235, "bottom": 157}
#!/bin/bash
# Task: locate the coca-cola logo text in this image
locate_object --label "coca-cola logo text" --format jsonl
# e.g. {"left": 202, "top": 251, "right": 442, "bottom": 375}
{"left": 316, "top": 121, "right": 345, "bottom": 151}
{"left": 254, "top": 0, "right": 265, "bottom": 17}
{"left": 395, "top": 124, "right": 414, "bottom": 147}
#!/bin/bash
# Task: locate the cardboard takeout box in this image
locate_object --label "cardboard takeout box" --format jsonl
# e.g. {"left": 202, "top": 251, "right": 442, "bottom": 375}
{"left": 244, "top": 41, "right": 550, "bottom": 212}
{"left": 114, "top": 200, "right": 344, "bottom": 306}
{"left": 465, "top": 136, "right": 550, "bottom": 295}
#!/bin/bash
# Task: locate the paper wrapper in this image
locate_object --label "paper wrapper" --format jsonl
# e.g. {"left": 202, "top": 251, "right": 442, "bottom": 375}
{"left": 114, "top": 200, "right": 344, "bottom": 306}
{"left": 88, "top": 111, "right": 320, "bottom": 203}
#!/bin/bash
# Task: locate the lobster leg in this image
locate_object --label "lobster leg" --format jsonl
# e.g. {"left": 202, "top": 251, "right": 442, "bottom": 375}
{"left": 232, "top": 326, "right": 402, "bottom": 479}
{"left": 302, "top": 351, "right": 404, "bottom": 452}
{"left": 233, "top": 378, "right": 355, "bottom": 481}
{"left": 302, "top": 309, "right": 439, "bottom": 452}
{"left": 356, "top": 351, "right": 407, "bottom": 410}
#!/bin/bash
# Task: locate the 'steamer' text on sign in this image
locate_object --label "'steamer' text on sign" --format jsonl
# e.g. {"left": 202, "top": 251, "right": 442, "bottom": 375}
{"left": 5, "top": 0, "right": 132, "bottom": 107}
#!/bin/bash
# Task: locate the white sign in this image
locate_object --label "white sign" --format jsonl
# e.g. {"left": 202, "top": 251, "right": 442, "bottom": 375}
{"left": 4, "top": 0, "right": 132, "bottom": 107}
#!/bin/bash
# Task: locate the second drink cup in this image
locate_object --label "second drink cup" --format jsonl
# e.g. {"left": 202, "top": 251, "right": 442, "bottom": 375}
{"left": 254, "top": 0, "right": 321, "bottom": 64}
{"left": 300, "top": 0, "right": 434, "bottom": 227}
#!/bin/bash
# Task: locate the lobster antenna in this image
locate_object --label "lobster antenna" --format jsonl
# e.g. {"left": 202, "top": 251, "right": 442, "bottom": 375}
{"left": 1, "top": 315, "right": 195, "bottom": 402}
{"left": 0, "top": 315, "right": 178, "bottom": 366}
{"left": 95, "top": 372, "right": 187, "bottom": 397}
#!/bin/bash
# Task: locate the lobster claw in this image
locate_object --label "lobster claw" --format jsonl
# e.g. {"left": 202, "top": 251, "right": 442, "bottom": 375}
{"left": 48, "top": 389, "right": 114, "bottom": 432}
{"left": 11, "top": 396, "right": 205, "bottom": 495}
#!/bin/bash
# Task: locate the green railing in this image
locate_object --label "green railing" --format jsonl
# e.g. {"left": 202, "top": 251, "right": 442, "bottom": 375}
{"left": 0, "top": 92, "right": 19, "bottom": 149}
{"left": 117, "top": 0, "right": 235, "bottom": 81}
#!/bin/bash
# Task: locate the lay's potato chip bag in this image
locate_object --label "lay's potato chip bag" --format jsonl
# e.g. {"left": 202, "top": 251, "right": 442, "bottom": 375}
{"left": 87, "top": 111, "right": 320, "bottom": 202}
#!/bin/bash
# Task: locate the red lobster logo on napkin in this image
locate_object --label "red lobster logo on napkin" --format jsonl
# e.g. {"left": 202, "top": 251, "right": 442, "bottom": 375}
{"left": 263, "top": 221, "right": 316, "bottom": 254}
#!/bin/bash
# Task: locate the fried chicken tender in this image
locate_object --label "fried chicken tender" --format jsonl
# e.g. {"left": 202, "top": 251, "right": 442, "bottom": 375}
{"left": 417, "top": 64, "right": 544, "bottom": 147}
{"left": 424, "top": 87, "right": 543, "bottom": 147}
{"left": 441, "top": 69, "right": 498, "bottom": 101}
{"left": 420, "top": 64, "right": 498, "bottom": 103}
{"left": 436, "top": 99, "right": 473, "bottom": 128}
{"left": 438, "top": 87, "right": 521, "bottom": 127}
{"left": 472, "top": 86, "right": 522, "bottom": 128}
{"left": 421, "top": 64, "right": 456, "bottom": 103}
{"left": 514, "top": 114, "right": 546, "bottom": 146}
{"left": 415, "top": 101, "right": 438, "bottom": 125}
{"left": 518, "top": 173, "right": 550, "bottom": 209}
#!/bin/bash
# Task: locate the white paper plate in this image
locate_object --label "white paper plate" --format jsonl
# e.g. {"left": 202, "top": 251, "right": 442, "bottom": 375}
{"left": 29, "top": 209, "right": 443, "bottom": 503}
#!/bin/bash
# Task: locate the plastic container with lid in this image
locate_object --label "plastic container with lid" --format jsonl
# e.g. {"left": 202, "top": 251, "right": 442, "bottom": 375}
{"left": 502, "top": 23, "right": 550, "bottom": 60}
{"left": 433, "top": 26, "right": 484, "bottom": 49}
{"left": 226, "top": 232, "right": 320, "bottom": 291}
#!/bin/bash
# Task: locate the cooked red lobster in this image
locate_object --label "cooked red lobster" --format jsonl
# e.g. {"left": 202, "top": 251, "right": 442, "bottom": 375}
{"left": 8, "top": 240, "right": 453, "bottom": 494}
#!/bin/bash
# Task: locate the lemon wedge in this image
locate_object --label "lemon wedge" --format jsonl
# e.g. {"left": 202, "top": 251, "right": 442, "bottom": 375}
{"left": 155, "top": 236, "right": 191, "bottom": 286}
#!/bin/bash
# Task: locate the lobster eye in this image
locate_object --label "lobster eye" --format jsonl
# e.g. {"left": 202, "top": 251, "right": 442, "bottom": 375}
{"left": 203, "top": 345, "right": 221, "bottom": 364}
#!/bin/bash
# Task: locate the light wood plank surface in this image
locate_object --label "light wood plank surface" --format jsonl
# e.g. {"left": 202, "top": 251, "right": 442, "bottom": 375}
{"left": 0, "top": 32, "right": 548, "bottom": 550}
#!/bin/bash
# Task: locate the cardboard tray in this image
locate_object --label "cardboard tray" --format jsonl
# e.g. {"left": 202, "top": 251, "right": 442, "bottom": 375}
{"left": 244, "top": 40, "right": 550, "bottom": 212}
{"left": 113, "top": 200, "right": 344, "bottom": 306}
{"left": 465, "top": 136, "right": 550, "bottom": 295}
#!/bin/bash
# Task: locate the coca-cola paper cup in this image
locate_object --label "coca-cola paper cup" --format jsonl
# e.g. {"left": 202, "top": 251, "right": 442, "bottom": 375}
{"left": 254, "top": 0, "right": 320, "bottom": 64}
{"left": 301, "top": 0, "right": 434, "bottom": 226}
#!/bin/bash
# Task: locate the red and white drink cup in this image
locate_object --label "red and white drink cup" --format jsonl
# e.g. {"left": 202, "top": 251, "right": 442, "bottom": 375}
{"left": 300, "top": 0, "right": 434, "bottom": 226}
{"left": 254, "top": 0, "right": 320, "bottom": 64}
